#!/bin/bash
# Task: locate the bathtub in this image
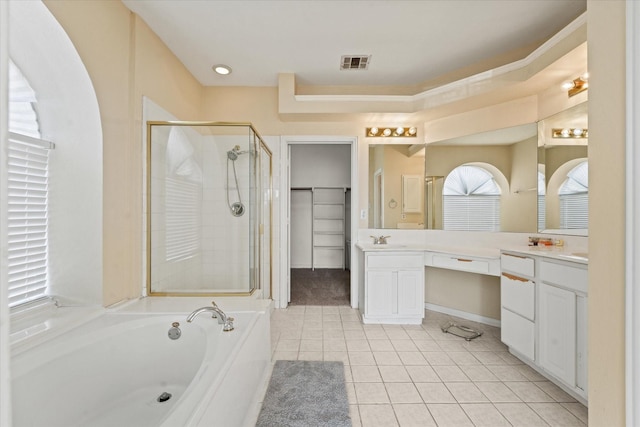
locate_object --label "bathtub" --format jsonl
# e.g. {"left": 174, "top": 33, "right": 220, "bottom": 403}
{"left": 11, "top": 298, "right": 271, "bottom": 427}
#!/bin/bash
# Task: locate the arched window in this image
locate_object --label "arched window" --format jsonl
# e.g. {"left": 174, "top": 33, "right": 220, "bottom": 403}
{"left": 559, "top": 161, "right": 588, "bottom": 229}
{"left": 443, "top": 165, "right": 501, "bottom": 231}
{"left": 7, "top": 60, "right": 51, "bottom": 307}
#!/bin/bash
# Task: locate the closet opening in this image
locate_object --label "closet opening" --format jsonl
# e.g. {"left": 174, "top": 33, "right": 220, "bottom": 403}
{"left": 287, "top": 142, "right": 354, "bottom": 306}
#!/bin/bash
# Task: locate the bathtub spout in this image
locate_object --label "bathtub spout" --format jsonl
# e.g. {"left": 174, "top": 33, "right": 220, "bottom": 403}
{"left": 186, "top": 303, "right": 234, "bottom": 332}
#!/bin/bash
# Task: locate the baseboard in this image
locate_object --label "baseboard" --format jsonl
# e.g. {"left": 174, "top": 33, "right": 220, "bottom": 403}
{"left": 424, "top": 303, "right": 501, "bottom": 328}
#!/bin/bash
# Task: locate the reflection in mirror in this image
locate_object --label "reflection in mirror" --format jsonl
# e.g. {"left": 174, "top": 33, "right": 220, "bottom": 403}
{"left": 424, "top": 124, "right": 538, "bottom": 232}
{"left": 537, "top": 102, "right": 588, "bottom": 235}
{"left": 368, "top": 144, "right": 425, "bottom": 229}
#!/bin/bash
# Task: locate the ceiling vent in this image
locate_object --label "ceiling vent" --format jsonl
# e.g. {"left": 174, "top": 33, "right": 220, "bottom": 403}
{"left": 340, "top": 55, "right": 371, "bottom": 70}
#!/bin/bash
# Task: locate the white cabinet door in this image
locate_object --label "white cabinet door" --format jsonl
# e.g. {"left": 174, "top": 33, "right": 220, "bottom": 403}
{"left": 501, "top": 308, "right": 535, "bottom": 360}
{"left": 397, "top": 270, "right": 424, "bottom": 316}
{"left": 366, "top": 270, "right": 394, "bottom": 315}
{"left": 576, "top": 295, "right": 588, "bottom": 392}
{"left": 539, "top": 283, "right": 577, "bottom": 386}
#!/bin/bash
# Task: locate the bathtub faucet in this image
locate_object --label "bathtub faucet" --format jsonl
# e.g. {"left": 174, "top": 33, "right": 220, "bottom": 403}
{"left": 186, "top": 301, "right": 234, "bottom": 332}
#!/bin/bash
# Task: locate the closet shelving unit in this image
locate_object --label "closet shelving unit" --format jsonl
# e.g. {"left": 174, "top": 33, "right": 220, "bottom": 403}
{"left": 312, "top": 187, "right": 346, "bottom": 270}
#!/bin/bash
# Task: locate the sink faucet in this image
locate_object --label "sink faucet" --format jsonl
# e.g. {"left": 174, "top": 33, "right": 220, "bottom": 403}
{"left": 370, "top": 235, "right": 390, "bottom": 245}
{"left": 186, "top": 301, "right": 234, "bottom": 331}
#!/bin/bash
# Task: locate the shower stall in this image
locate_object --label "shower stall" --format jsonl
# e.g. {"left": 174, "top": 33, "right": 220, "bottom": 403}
{"left": 146, "top": 122, "right": 272, "bottom": 296}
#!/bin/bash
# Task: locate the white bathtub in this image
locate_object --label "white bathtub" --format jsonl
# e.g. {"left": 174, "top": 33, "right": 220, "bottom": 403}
{"left": 11, "top": 299, "right": 271, "bottom": 427}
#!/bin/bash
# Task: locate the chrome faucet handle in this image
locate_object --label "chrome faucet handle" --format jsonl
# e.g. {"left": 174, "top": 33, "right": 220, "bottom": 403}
{"left": 370, "top": 235, "right": 380, "bottom": 244}
{"left": 379, "top": 235, "right": 390, "bottom": 244}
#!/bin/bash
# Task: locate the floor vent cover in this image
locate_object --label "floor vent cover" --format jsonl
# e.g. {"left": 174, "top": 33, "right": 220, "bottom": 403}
{"left": 340, "top": 55, "right": 371, "bottom": 70}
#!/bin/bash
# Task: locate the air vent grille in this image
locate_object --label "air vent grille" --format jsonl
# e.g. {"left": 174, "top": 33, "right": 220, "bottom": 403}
{"left": 340, "top": 55, "right": 371, "bottom": 70}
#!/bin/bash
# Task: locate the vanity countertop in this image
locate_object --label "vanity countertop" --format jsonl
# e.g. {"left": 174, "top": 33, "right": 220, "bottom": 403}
{"left": 501, "top": 246, "right": 589, "bottom": 265}
{"left": 356, "top": 242, "right": 588, "bottom": 265}
{"left": 355, "top": 243, "right": 500, "bottom": 259}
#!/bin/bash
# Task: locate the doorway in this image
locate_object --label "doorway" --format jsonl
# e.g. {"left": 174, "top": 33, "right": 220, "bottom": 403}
{"left": 280, "top": 137, "right": 358, "bottom": 308}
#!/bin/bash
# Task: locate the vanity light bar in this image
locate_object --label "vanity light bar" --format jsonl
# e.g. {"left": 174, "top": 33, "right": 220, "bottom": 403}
{"left": 366, "top": 127, "right": 417, "bottom": 137}
{"left": 562, "top": 74, "right": 588, "bottom": 97}
{"left": 552, "top": 128, "right": 588, "bottom": 139}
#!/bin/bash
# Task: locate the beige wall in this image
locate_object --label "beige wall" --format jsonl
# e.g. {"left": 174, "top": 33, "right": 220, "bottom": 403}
{"left": 45, "top": 1, "right": 203, "bottom": 306}
{"left": 587, "top": 1, "right": 626, "bottom": 425}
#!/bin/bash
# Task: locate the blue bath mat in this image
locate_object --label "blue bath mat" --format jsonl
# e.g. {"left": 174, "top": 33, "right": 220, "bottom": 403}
{"left": 256, "top": 360, "right": 351, "bottom": 427}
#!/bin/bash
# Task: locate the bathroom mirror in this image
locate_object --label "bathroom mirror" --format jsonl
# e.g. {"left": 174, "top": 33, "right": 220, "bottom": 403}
{"left": 368, "top": 144, "right": 426, "bottom": 229}
{"left": 537, "top": 102, "right": 588, "bottom": 235}
{"left": 422, "top": 123, "right": 539, "bottom": 232}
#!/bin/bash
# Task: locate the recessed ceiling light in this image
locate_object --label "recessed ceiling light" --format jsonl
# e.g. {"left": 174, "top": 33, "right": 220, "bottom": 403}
{"left": 213, "top": 64, "right": 232, "bottom": 75}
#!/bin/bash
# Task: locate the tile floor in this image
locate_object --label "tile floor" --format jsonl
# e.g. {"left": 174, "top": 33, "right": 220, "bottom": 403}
{"left": 270, "top": 305, "right": 588, "bottom": 427}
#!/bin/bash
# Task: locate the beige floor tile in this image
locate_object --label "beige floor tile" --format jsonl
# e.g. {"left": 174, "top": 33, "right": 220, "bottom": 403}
{"left": 398, "top": 351, "right": 428, "bottom": 366}
{"left": 513, "top": 364, "right": 548, "bottom": 381}
{"left": 433, "top": 365, "right": 471, "bottom": 382}
{"left": 349, "top": 351, "right": 376, "bottom": 366}
{"left": 301, "top": 328, "right": 323, "bottom": 340}
{"left": 487, "top": 365, "right": 530, "bottom": 381}
{"left": 413, "top": 339, "right": 442, "bottom": 352}
{"left": 358, "top": 404, "right": 399, "bottom": 427}
{"left": 368, "top": 339, "right": 394, "bottom": 351}
{"left": 349, "top": 404, "right": 361, "bottom": 426}
{"left": 426, "top": 403, "right": 474, "bottom": 426}
{"left": 352, "top": 365, "right": 383, "bottom": 383}
{"left": 391, "top": 339, "right": 419, "bottom": 351}
{"left": 461, "top": 403, "right": 511, "bottom": 426}
{"left": 534, "top": 381, "right": 578, "bottom": 403}
{"left": 445, "top": 382, "right": 489, "bottom": 403}
{"left": 422, "top": 351, "right": 455, "bottom": 365}
{"left": 405, "top": 329, "right": 432, "bottom": 340}
{"left": 494, "top": 402, "right": 549, "bottom": 426}
{"left": 529, "top": 403, "right": 586, "bottom": 426}
{"left": 378, "top": 365, "right": 412, "bottom": 383}
{"left": 299, "top": 339, "right": 322, "bottom": 352}
{"left": 475, "top": 382, "right": 521, "bottom": 403}
{"left": 385, "top": 383, "right": 423, "bottom": 404}
{"left": 471, "top": 351, "right": 507, "bottom": 365}
{"left": 347, "top": 339, "right": 372, "bottom": 352}
{"left": 343, "top": 320, "right": 364, "bottom": 330}
{"left": 275, "top": 339, "right": 299, "bottom": 352}
{"left": 373, "top": 351, "right": 403, "bottom": 366}
{"left": 448, "top": 351, "right": 481, "bottom": 366}
{"left": 405, "top": 365, "right": 441, "bottom": 383}
{"left": 345, "top": 329, "right": 367, "bottom": 340}
{"left": 324, "top": 329, "right": 345, "bottom": 340}
{"left": 561, "top": 402, "right": 589, "bottom": 424}
{"left": 365, "top": 329, "right": 389, "bottom": 340}
{"left": 297, "top": 351, "right": 323, "bottom": 360}
{"left": 384, "top": 328, "right": 411, "bottom": 340}
{"left": 437, "top": 341, "right": 471, "bottom": 352}
{"left": 355, "top": 383, "right": 391, "bottom": 404}
{"left": 271, "top": 351, "right": 297, "bottom": 360}
{"left": 324, "top": 338, "right": 347, "bottom": 352}
{"left": 346, "top": 382, "right": 358, "bottom": 404}
{"left": 495, "top": 351, "right": 525, "bottom": 365}
{"left": 324, "top": 351, "right": 349, "bottom": 364}
{"left": 392, "top": 403, "right": 437, "bottom": 427}
{"left": 459, "top": 365, "right": 499, "bottom": 382}
{"left": 506, "top": 381, "right": 555, "bottom": 403}
{"left": 414, "top": 382, "right": 457, "bottom": 403}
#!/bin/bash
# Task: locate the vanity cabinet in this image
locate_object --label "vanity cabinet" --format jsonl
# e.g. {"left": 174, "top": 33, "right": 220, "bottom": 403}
{"left": 538, "top": 259, "right": 588, "bottom": 395}
{"left": 500, "top": 253, "right": 536, "bottom": 361}
{"left": 500, "top": 251, "right": 588, "bottom": 402}
{"left": 362, "top": 252, "right": 425, "bottom": 324}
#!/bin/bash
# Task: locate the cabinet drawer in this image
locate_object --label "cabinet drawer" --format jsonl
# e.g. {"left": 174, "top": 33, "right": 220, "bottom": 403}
{"left": 432, "top": 254, "right": 489, "bottom": 274}
{"left": 540, "top": 260, "right": 587, "bottom": 293}
{"left": 501, "top": 273, "right": 535, "bottom": 320}
{"left": 367, "top": 254, "right": 424, "bottom": 269}
{"left": 501, "top": 308, "right": 535, "bottom": 361}
{"left": 501, "top": 253, "right": 535, "bottom": 277}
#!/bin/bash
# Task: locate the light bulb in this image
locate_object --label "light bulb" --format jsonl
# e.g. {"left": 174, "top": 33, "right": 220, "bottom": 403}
{"left": 213, "top": 64, "right": 232, "bottom": 75}
{"left": 408, "top": 127, "right": 417, "bottom": 135}
{"left": 382, "top": 128, "right": 392, "bottom": 137}
{"left": 395, "top": 127, "right": 404, "bottom": 135}
{"left": 573, "top": 128, "right": 583, "bottom": 137}
{"left": 561, "top": 129, "right": 571, "bottom": 137}
{"left": 369, "top": 127, "right": 379, "bottom": 136}
{"left": 561, "top": 81, "right": 575, "bottom": 90}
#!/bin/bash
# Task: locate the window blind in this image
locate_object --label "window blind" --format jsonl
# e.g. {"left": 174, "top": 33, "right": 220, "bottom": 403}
{"left": 560, "top": 193, "right": 588, "bottom": 229}
{"left": 443, "top": 195, "right": 500, "bottom": 231}
{"left": 7, "top": 132, "right": 51, "bottom": 307}
{"left": 165, "top": 177, "right": 201, "bottom": 261}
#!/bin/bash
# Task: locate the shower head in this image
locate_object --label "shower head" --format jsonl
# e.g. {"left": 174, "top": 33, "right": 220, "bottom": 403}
{"left": 227, "top": 145, "right": 248, "bottom": 161}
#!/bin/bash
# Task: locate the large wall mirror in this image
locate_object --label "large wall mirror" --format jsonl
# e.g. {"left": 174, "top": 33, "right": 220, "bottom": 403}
{"left": 368, "top": 144, "right": 426, "bottom": 229}
{"left": 537, "top": 102, "right": 588, "bottom": 235}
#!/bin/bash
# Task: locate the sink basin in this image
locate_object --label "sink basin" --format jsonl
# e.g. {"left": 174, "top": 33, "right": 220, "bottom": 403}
{"left": 556, "top": 252, "right": 588, "bottom": 261}
{"left": 369, "top": 244, "right": 407, "bottom": 249}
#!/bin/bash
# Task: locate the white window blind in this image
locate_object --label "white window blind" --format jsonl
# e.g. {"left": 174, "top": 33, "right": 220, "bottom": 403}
{"left": 443, "top": 165, "right": 501, "bottom": 231}
{"left": 7, "top": 132, "right": 51, "bottom": 307}
{"left": 165, "top": 178, "right": 201, "bottom": 261}
{"left": 558, "top": 161, "right": 588, "bottom": 229}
